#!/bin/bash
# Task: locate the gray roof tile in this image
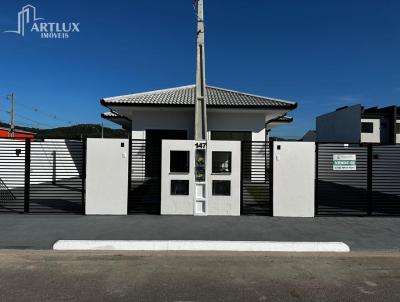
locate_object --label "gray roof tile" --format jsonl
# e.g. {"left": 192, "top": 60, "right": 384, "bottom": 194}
{"left": 101, "top": 85, "right": 297, "bottom": 109}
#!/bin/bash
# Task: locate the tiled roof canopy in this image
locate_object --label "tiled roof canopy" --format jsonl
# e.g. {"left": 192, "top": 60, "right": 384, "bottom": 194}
{"left": 101, "top": 85, "right": 297, "bottom": 109}
{"left": 101, "top": 112, "right": 120, "bottom": 118}
{"left": 272, "top": 115, "right": 293, "bottom": 122}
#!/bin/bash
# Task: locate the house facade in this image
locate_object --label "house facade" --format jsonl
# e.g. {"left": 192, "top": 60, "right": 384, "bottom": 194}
{"left": 101, "top": 85, "right": 296, "bottom": 143}
{"left": 99, "top": 0, "right": 298, "bottom": 216}
{"left": 316, "top": 104, "right": 400, "bottom": 144}
{"left": 100, "top": 86, "right": 297, "bottom": 216}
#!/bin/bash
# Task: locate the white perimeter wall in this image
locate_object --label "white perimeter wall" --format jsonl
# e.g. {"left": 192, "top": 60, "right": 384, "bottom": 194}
{"left": 273, "top": 142, "right": 315, "bottom": 217}
{"left": 161, "top": 140, "right": 241, "bottom": 216}
{"left": 86, "top": 139, "right": 129, "bottom": 215}
{"left": 161, "top": 140, "right": 195, "bottom": 215}
{"left": 206, "top": 140, "right": 241, "bottom": 216}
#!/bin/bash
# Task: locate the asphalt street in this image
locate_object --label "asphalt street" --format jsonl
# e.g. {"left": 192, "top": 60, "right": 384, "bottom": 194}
{"left": 0, "top": 251, "right": 399, "bottom": 302}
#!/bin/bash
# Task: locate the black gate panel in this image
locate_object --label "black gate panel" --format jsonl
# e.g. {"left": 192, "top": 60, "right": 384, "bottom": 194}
{"left": 28, "top": 140, "right": 84, "bottom": 214}
{"left": 129, "top": 139, "right": 160, "bottom": 214}
{"left": 241, "top": 141, "right": 271, "bottom": 216}
{"left": 129, "top": 130, "right": 187, "bottom": 214}
{"left": 372, "top": 145, "right": 400, "bottom": 215}
{"left": 0, "top": 139, "right": 26, "bottom": 213}
{"left": 0, "top": 139, "right": 84, "bottom": 214}
{"left": 317, "top": 144, "right": 369, "bottom": 216}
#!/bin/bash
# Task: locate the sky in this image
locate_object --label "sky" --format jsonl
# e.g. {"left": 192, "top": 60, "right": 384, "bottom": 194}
{"left": 0, "top": 0, "right": 399, "bottom": 138}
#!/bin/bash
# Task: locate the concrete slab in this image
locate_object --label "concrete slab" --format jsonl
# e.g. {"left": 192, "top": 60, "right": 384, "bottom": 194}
{"left": 0, "top": 215, "right": 399, "bottom": 251}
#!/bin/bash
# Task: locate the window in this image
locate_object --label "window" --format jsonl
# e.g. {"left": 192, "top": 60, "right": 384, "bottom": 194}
{"left": 171, "top": 180, "right": 189, "bottom": 195}
{"left": 396, "top": 122, "right": 400, "bottom": 134}
{"left": 361, "top": 122, "right": 374, "bottom": 133}
{"left": 212, "top": 180, "right": 231, "bottom": 196}
{"left": 170, "top": 151, "right": 189, "bottom": 173}
{"left": 212, "top": 152, "right": 232, "bottom": 173}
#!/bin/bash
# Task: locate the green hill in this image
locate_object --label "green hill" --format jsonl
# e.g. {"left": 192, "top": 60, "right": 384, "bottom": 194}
{"left": 0, "top": 122, "right": 128, "bottom": 139}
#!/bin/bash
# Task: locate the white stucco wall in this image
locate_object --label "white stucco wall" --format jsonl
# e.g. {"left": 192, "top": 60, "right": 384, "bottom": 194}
{"left": 206, "top": 140, "right": 241, "bottom": 216}
{"left": 360, "top": 118, "right": 380, "bottom": 144}
{"left": 161, "top": 140, "right": 241, "bottom": 216}
{"left": 123, "top": 108, "right": 193, "bottom": 140}
{"left": 109, "top": 106, "right": 288, "bottom": 141}
{"left": 207, "top": 110, "right": 268, "bottom": 141}
{"left": 273, "top": 142, "right": 315, "bottom": 217}
{"left": 316, "top": 105, "right": 361, "bottom": 143}
{"left": 161, "top": 140, "right": 195, "bottom": 215}
{"left": 85, "top": 139, "right": 129, "bottom": 215}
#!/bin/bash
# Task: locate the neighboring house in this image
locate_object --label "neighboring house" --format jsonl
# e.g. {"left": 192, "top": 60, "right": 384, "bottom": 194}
{"left": 0, "top": 127, "right": 35, "bottom": 140}
{"left": 101, "top": 85, "right": 297, "bottom": 143}
{"left": 316, "top": 104, "right": 399, "bottom": 144}
{"left": 301, "top": 130, "right": 316, "bottom": 142}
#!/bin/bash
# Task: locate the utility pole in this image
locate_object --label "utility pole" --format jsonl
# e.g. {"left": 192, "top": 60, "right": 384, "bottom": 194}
{"left": 101, "top": 122, "right": 104, "bottom": 138}
{"left": 193, "top": 0, "right": 208, "bottom": 216}
{"left": 10, "top": 93, "right": 15, "bottom": 138}
{"left": 194, "top": 0, "right": 207, "bottom": 141}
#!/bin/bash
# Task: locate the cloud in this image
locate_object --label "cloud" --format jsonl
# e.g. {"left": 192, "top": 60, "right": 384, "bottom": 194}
{"left": 323, "top": 94, "right": 375, "bottom": 107}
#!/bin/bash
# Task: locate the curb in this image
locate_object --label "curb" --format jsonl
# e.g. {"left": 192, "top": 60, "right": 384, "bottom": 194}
{"left": 53, "top": 240, "right": 350, "bottom": 252}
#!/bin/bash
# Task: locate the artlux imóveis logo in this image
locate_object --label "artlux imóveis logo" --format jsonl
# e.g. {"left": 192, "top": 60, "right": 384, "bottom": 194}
{"left": 4, "top": 4, "right": 80, "bottom": 39}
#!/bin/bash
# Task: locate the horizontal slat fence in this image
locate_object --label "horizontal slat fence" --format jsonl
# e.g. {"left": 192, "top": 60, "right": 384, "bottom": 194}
{"left": 29, "top": 140, "right": 84, "bottom": 213}
{"left": 0, "top": 138, "right": 84, "bottom": 214}
{"left": 0, "top": 139, "right": 26, "bottom": 213}
{"left": 241, "top": 141, "right": 272, "bottom": 215}
{"left": 317, "top": 143, "right": 400, "bottom": 216}
{"left": 372, "top": 145, "right": 400, "bottom": 215}
{"left": 129, "top": 139, "right": 161, "bottom": 214}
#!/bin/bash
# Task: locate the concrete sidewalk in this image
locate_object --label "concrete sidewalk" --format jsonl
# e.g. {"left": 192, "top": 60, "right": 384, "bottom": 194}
{"left": 0, "top": 215, "right": 399, "bottom": 251}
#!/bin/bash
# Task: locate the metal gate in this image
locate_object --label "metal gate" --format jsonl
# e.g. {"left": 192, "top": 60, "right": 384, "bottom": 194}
{"left": 371, "top": 145, "right": 400, "bottom": 215}
{"left": 128, "top": 139, "right": 161, "bottom": 214}
{"left": 0, "top": 138, "right": 85, "bottom": 214}
{"left": 241, "top": 141, "right": 272, "bottom": 215}
{"left": 316, "top": 144, "right": 400, "bottom": 216}
{"left": 0, "top": 139, "right": 26, "bottom": 213}
{"left": 28, "top": 140, "right": 85, "bottom": 213}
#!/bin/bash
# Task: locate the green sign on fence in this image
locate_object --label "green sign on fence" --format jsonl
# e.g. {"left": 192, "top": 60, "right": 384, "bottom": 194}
{"left": 333, "top": 154, "right": 356, "bottom": 171}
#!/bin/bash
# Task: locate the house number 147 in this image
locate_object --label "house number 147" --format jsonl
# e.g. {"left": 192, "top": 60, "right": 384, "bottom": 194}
{"left": 195, "top": 142, "right": 207, "bottom": 149}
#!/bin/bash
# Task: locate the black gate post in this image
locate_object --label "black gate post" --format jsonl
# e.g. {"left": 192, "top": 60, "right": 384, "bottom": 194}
{"left": 315, "top": 143, "right": 319, "bottom": 216}
{"left": 24, "top": 139, "right": 31, "bottom": 213}
{"left": 239, "top": 141, "right": 244, "bottom": 215}
{"left": 367, "top": 144, "right": 373, "bottom": 216}
{"left": 269, "top": 140, "right": 274, "bottom": 217}
{"left": 127, "top": 135, "right": 133, "bottom": 213}
{"left": 81, "top": 138, "right": 87, "bottom": 215}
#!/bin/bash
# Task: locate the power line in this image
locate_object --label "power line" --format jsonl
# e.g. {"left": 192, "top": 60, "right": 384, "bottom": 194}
{"left": 0, "top": 109, "right": 55, "bottom": 128}
{"left": 14, "top": 112, "right": 56, "bottom": 128}
{"left": 15, "top": 102, "right": 75, "bottom": 125}
{"left": 0, "top": 95, "right": 83, "bottom": 126}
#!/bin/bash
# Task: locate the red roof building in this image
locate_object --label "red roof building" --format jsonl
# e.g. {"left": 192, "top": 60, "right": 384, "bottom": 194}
{"left": 0, "top": 127, "right": 35, "bottom": 140}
